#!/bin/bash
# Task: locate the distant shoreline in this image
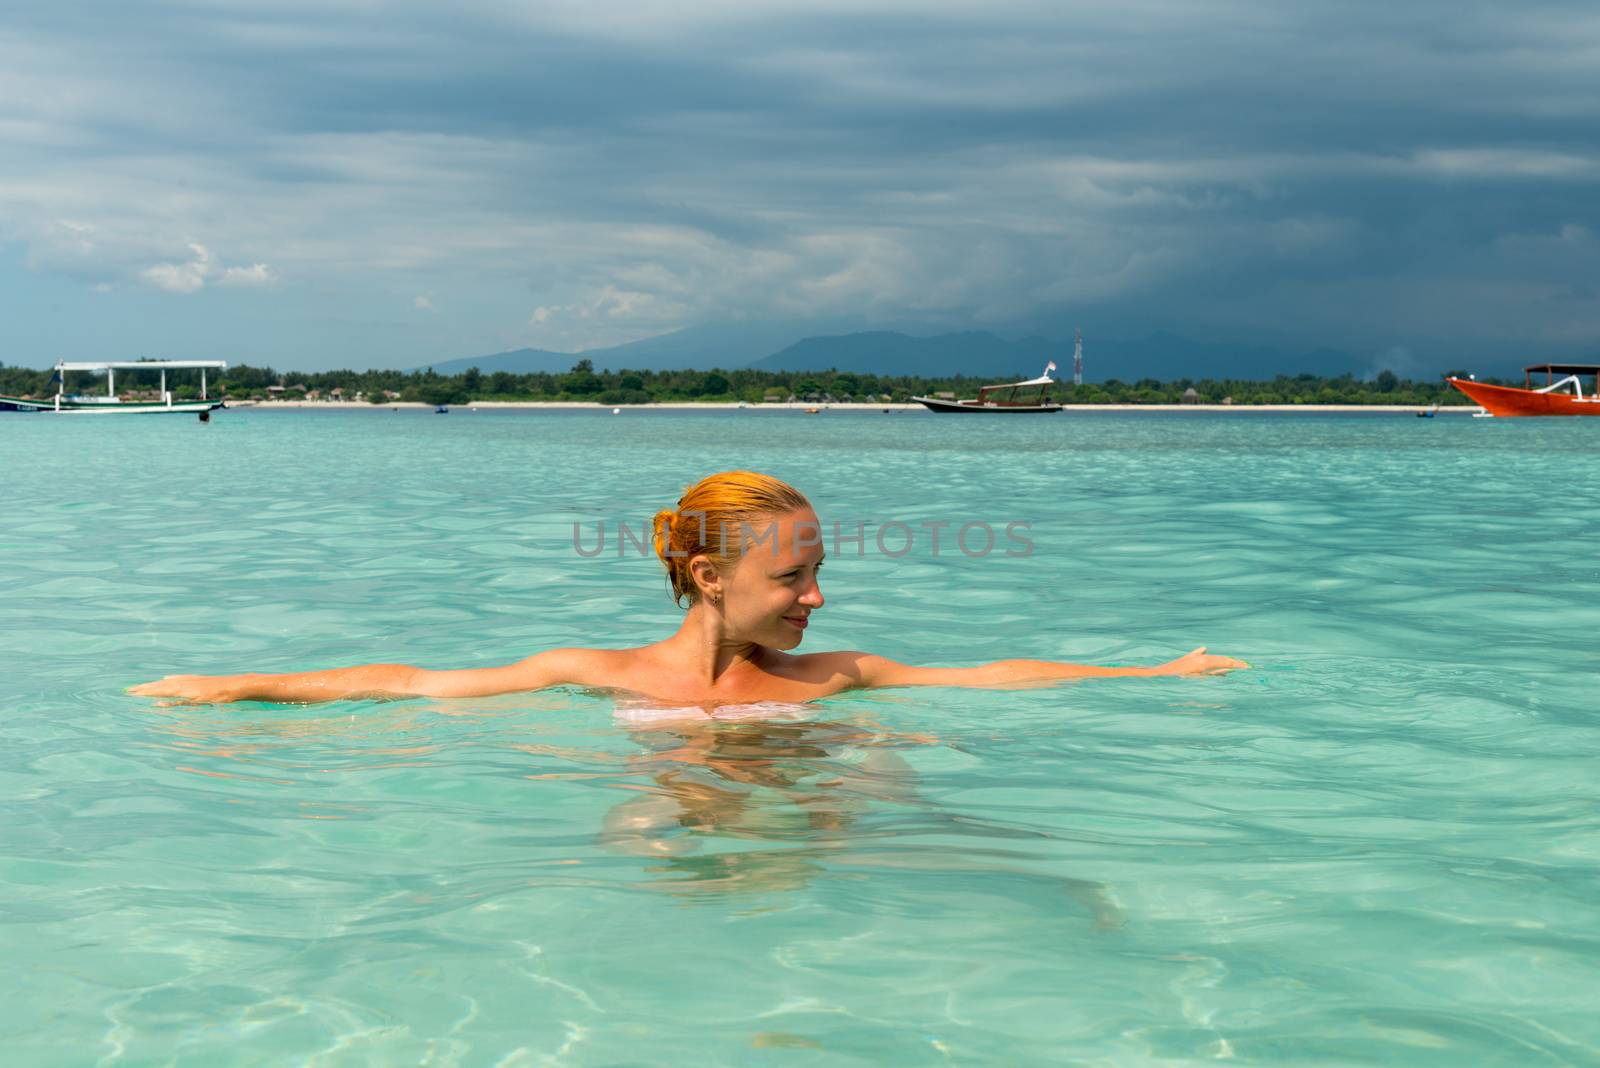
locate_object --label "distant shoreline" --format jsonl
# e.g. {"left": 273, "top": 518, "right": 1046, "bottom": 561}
{"left": 228, "top": 400, "right": 1482, "bottom": 414}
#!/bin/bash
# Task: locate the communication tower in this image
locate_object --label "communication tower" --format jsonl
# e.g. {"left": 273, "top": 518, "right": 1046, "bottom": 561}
{"left": 1073, "top": 327, "right": 1083, "bottom": 386}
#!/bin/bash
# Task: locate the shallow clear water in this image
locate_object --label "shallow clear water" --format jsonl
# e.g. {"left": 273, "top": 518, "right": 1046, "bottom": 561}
{"left": 4, "top": 408, "right": 1599, "bottom": 1065}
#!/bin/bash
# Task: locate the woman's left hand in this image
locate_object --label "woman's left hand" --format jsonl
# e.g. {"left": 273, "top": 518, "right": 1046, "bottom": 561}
{"left": 1152, "top": 647, "right": 1249, "bottom": 676}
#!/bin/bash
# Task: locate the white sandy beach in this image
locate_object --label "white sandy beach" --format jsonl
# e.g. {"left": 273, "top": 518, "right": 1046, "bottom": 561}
{"left": 230, "top": 399, "right": 1483, "bottom": 413}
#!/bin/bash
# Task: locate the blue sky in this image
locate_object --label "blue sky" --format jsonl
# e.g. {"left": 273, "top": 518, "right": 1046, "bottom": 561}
{"left": 2, "top": 0, "right": 1597, "bottom": 372}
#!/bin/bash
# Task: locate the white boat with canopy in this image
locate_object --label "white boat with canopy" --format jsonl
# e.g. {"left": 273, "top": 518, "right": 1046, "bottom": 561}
{"left": 0, "top": 359, "right": 227, "bottom": 417}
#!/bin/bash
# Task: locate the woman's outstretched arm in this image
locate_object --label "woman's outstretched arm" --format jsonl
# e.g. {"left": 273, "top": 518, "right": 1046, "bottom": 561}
{"left": 128, "top": 648, "right": 610, "bottom": 705}
{"left": 838, "top": 646, "right": 1247, "bottom": 690}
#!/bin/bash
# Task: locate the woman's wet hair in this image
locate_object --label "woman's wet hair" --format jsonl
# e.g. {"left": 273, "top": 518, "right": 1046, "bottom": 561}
{"left": 653, "top": 471, "right": 811, "bottom": 606}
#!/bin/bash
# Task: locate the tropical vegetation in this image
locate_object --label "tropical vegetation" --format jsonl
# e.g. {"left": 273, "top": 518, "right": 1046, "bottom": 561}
{"left": 0, "top": 359, "right": 1487, "bottom": 406}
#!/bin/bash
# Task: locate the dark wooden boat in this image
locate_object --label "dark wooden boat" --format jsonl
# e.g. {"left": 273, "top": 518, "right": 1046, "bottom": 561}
{"left": 913, "top": 362, "right": 1062, "bottom": 413}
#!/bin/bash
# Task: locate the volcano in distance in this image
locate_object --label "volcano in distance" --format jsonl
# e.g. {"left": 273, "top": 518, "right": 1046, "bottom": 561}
{"left": 418, "top": 324, "right": 1373, "bottom": 382}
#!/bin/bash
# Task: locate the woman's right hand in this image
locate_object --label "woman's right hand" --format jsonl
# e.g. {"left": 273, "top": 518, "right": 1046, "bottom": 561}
{"left": 128, "top": 674, "right": 247, "bottom": 704}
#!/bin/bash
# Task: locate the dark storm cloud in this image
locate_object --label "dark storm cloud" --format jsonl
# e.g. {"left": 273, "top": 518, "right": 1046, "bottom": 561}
{"left": 2, "top": 0, "right": 1597, "bottom": 365}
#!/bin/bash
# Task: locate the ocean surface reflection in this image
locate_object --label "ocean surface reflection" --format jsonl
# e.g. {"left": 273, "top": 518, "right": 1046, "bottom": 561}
{"left": 600, "top": 707, "right": 1121, "bottom": 925}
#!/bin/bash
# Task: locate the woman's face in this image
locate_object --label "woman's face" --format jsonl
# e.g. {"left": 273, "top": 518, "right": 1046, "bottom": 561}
{"left": 719, "top": 508, "right": 826, "bottom": 649}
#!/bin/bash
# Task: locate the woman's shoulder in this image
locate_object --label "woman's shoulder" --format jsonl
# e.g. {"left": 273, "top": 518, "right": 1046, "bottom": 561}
{"left": 514, "top": 646, "right": 644, "bottom": 686}
{"left": 762, "top": 648, "right": 879, "bottom": 684}
{"left": 522, "top": 646, "right": 635, "bottom": 664}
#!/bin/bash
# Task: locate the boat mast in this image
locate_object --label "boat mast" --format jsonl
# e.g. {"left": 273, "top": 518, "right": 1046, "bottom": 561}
{"left": 1073, "top": 327, "right": 1083, "bottom": 386}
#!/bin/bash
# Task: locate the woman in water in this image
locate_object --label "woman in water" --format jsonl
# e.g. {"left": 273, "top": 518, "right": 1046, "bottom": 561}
{"left": 131, "top": 471, "right": 1245, "bottom": 705}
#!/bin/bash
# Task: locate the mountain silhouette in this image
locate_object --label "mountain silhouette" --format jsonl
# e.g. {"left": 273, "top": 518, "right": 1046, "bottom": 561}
{"left": 419, "top": 325, "right": 1372, "bottom": 381}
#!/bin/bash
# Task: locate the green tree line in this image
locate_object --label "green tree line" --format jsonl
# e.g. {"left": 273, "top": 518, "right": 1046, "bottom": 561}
{"left": 0, "top": 358, "right": 1489, "bottom": 406}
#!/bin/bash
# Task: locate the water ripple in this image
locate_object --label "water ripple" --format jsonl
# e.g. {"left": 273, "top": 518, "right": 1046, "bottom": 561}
{"left": 2, "top": 411, "right": 1598, "bottom": 1063}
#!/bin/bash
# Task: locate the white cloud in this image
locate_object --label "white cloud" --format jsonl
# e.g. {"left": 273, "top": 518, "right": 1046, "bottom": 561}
{"left": 1410, "top": 148, "right": 1600, "bottom": 179}
{"left": 529, "top": 305, "right": 562, "bottom": 324}
{"left": 135, "top": 242, "right": 277, "bottom": 294}
{"left": 55, "top": 219, "right": 97, "bottom": 255}
{"left": 141, "top": 242, "right": 214, "bottom": 294}
{"left": 414, "top": 294, "right": 435, "bottom": 310}
{"left": 221, "top": 263, "right": 278, "bottom": 286}
{"left": 528, "top": 286, "right": 687, "bottom": 328}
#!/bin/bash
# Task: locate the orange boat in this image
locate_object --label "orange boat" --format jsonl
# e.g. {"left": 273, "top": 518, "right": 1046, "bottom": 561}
{"left": 1448, "top": 362, "right": 1600, "bottom": 417}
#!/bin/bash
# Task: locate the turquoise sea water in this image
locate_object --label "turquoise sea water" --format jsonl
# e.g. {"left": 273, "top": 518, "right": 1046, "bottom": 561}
{"left": 4, "top": 408, "right": 1599, "bottom": 1065}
